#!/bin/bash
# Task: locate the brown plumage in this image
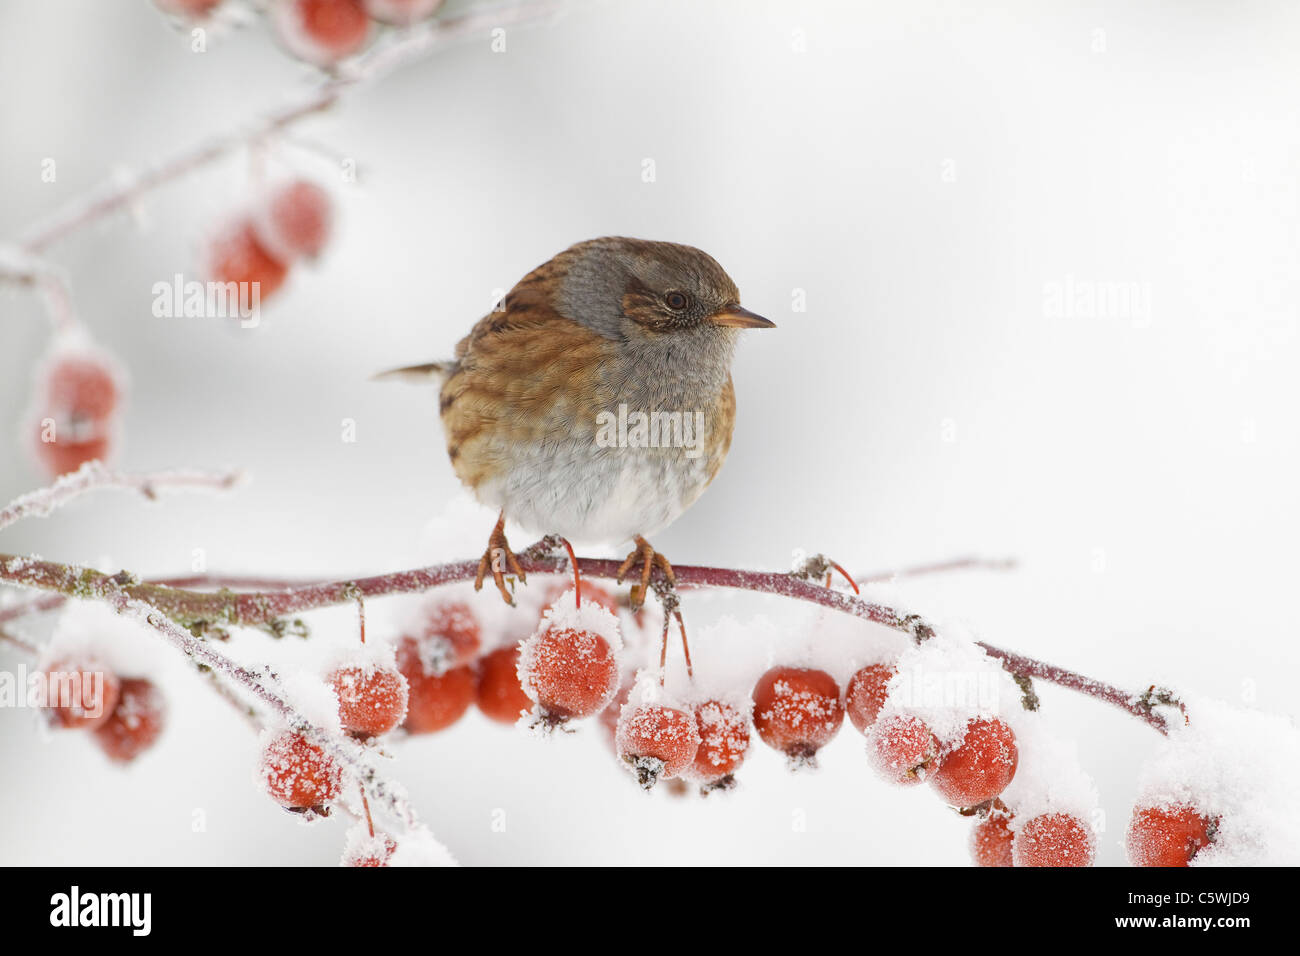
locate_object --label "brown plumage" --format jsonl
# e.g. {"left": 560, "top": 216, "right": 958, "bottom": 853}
{"left": 380, "top": 236, "right": 773, "bottom": 608}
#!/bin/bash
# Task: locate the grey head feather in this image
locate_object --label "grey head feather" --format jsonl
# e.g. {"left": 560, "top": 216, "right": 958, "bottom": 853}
{"left": 552, "top": 237, "right": 743, "bottom": 404}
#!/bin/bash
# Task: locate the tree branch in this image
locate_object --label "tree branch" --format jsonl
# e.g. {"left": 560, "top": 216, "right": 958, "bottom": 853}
{"left": 0, "top": 537, "right": 1172, "bottom": 734}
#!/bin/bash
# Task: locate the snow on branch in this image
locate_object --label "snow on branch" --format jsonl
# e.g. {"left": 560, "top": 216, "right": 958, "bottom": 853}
{"left": 0, "top": 462, "right": 244, "bottom": 533}
{"left": 0, "top": 535, "right": 1175, "bottom": 734}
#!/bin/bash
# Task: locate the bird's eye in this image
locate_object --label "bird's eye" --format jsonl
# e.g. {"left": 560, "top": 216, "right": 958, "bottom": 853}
{"left": 665, "top": 291, "right": 690, "bottom": 311}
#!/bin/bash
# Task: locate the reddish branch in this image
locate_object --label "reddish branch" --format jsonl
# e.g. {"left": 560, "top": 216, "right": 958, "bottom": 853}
{"left": 0, "top": 537, "right": 1173, "bottom": 734}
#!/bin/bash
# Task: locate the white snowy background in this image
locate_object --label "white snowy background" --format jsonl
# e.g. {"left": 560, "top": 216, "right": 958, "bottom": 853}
{"left": 1, "top": 0, "right": 1298, "bottom": 865}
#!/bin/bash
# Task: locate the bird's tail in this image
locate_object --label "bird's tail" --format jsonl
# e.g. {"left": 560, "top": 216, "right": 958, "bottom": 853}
{"left": 371, "top": 361, "right": 455, "bottom": 384}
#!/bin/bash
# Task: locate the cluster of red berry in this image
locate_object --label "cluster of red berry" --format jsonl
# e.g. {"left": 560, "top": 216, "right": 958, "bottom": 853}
{"left": 205, "top": 178, "right": 333, "bottom": 309}
{"left": 154, "top": 0, "right": 445, "bottom": 67}
{"left": 39, "top": 657, "right": 166, "bottom": 764}
{"left": 249, "top": 582, "right": 1224, "bottom": 867}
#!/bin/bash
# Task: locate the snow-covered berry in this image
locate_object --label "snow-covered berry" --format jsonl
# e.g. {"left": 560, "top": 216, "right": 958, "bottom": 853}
{"left": 1013, "top": 812, "right": 1095, "bottom": 867}
{"left": 615, "top": 703, "right": 701, "bottom": 789}
{"left": 868, "top": 713, "right": 940, "bottom": 785}
{"left": 93, "top": 678, "right": 166, "bottom": 763}
{"left": 1126, "top": 804, "right": 1217, "bottom": 867}
{"left": 751, "top": 666, "right": 844, "bottom": 766}
{"left": 929, "top": 717, "right": 1018, "bottom": 807}
{"left": 260, "top": 730, "right": 343, "bottom": 811}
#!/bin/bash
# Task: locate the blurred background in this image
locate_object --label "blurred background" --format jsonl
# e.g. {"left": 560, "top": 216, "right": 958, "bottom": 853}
{"left": 1, "top": 0, "right": 1297, "bottom": 866}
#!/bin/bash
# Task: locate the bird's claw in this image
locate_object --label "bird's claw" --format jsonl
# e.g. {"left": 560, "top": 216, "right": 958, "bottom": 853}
{"left": 474, "top": 515, "right": 526, "bottom": 606}
{"left": 616, "top": 536, "right": 675, "bottom": 612}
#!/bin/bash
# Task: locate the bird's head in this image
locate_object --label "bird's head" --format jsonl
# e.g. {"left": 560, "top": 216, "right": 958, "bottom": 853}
{"left": 556, "top": 236, "right": 774, "bottom": 340}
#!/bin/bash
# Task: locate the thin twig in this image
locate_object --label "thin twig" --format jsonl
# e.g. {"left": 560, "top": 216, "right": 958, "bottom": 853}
{"left": 0, "top": 462, "right": 243, "bottom": 533}
{"left": 856, "top": 555, "right": 1018, "bottom": 585}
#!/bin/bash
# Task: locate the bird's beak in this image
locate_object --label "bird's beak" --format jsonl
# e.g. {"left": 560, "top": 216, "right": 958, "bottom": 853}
{"left": 709, "top": 305, "right": 776, "bottom": 329}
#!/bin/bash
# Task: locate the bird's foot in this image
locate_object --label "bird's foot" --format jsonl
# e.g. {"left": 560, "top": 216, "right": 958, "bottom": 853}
{"left": 474, "top": 512, "right": 527, "bottom": 605}
{"left": 616, "top": 535, "right": 675, "bottom": 611}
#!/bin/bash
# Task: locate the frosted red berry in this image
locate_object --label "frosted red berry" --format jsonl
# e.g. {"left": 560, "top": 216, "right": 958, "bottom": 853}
{"left": 344, "top": 832, "right": 397, "bottom": 867}
{"left": 929, "top": 717, "right": 1019, "bottom": 807}
{"left": 331, "top": 664, "right": 408, "bottom": 738}
{"left": 1013, "top": 813, "right": 1095, "bottom": 867}
{"left": 206, "top": 219, "right": 290, "bottom": 304}
{"left": 845, "top": 662, "right": 895, "bottom": 734}
{"left": 520, "top": 625, "right": 619, "bottom": 721}
{"left": 273, "top": 0, "right": 371, "bottom": 66}
{"left": 475, "top": 645, "right": 532, "bottom": 725}
{"left": 868, "top": 713, "right": 940, "bottom": 785}
{"left": 751, "top": 666, "right": 844, "bottom": 764}
{"left": 408, "top": 600, "right": 481, "bottom": 673}
{"left": 689, "top": 698, "right": 751, "bottom": 785}
{"left": 42, "top": 354, "right": 121, "bottom": 421}
{"left": 396, "top": 638, "right": 475, "bottom": 733}
{"left": 971, "top": 811, "right": 1015, "bottom": 867}
{"left": 615, "top": 703, "right": 701, "bottom": 789}
{"left": 93, "top": 678, "right": 166, "bottom": 763}
{"left": 255, "top": 180, "right": 333, "bottom": 262}
{"left": 1126, "top": 804, "right": 1217, "bottom": 867}
{"left": 41, "top": 658, "right": 120, "bottom": 730}
{"left": 261, "top": 730, "right": 343, "bottom": 810}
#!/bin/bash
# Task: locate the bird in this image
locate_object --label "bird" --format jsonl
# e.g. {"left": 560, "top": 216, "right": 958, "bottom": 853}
{"left": 378, "top": 236, "right": 774, "bottom": 608}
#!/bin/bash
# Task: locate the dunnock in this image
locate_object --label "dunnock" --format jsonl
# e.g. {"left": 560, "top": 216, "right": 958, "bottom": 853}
{"left": 379, "top": 236, "right": 773, "bottom": 606}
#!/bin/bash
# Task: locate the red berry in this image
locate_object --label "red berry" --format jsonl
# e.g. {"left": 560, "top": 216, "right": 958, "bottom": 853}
{"left": 273, "top": 0, "right": 371, "bottom": 66}
{"left": 868, "top": 713, "right": 940, "bottom": 785}
{"left": 1126, "top": 805, "right": 1217, "bottom": 867}
{"left": 42, "top": 354, "right": 121, "bottom": 421}
{"left": 751, "top": 666, "right": 844, "bottom": 764}
{"left": 362, "top": 0, "right": 444, "bottom": 26}
{"left": 331, "top": 664, "right": 408, "bottom": 738}
{"left": 343, "top": 831, "right": 397, "bottom": 867}
{"left": 40, "top": 658, "right": 120, "bottom": 730}
{"left": 845, "top": 662, "right": 895, "bottom": 734}
{"left": 475, "top": 646, "right": 533, "bottom": 725}
{"left": 971, "top": 811, "right": 1015, "bottom": 867}
{"left": 408, "top": 600, "right": 481, "bottom": 673}
{"left": 929, "top": 717, "right": 1019, "bottom": 807}
{"left": 261, "top": 730, "right": 343, "bottom": 810}
{"left": 255, "top": 180, "right": 333, "bottom": 262}
{"left": 520, "top": 625, "right": 619, "bottom": 721}
{"left": 615, "top": 703, "right": 701, "bottom": 789}
{"left": 396, "top": 638, "right": 475, "bottom": 733}
{"left": 205, "top": 220, "right": 290, "bottom": 304}
{"left": 92, "top": 678, "right": 166, "bottom": 763}
{"left": 689, "top": 698, "right": 750, "bottom": 784}
{"left": 32, "top": 426, "right": 112, "bottom": 478}
{"left": 1013, "top": 813, "right": 1095, "bottom": 867}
